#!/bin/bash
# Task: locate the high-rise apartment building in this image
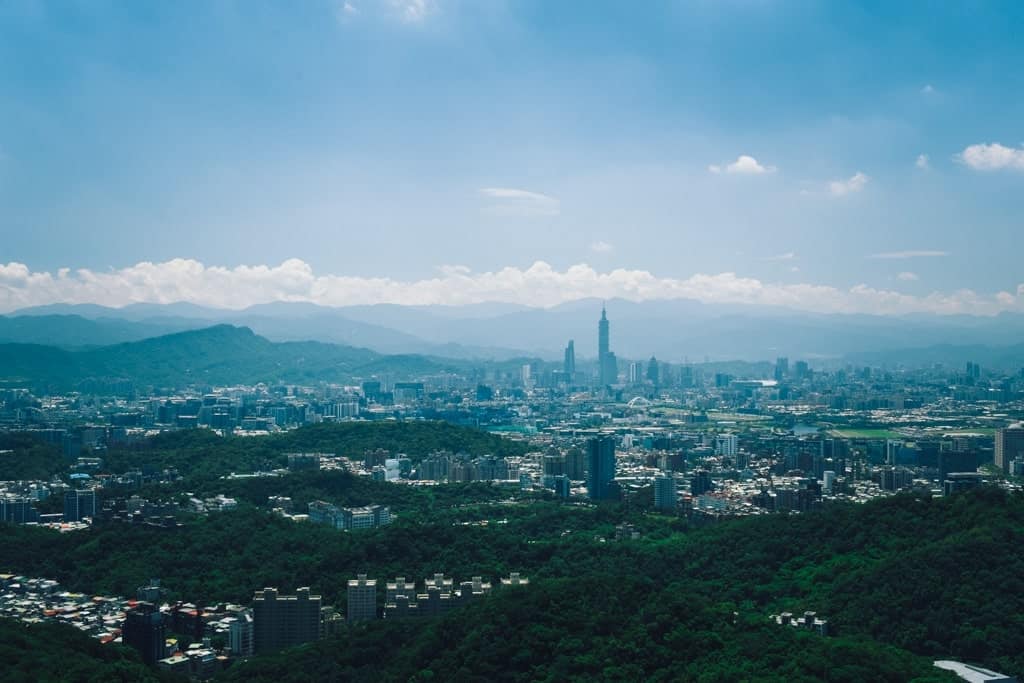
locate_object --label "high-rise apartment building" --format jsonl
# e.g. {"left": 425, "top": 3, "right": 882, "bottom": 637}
{"left": 227, "top": 611, "right": 254, "bottom": 657}
{"left": 586, "top": 436, "right": 616, "bottom": 500}
{"left": 565, "top": 448, "right": 587, "bottom": 480}
{"left": 653, "top": 475, "right": 677, "bottom": 511}
{"left": 252, "top": 587, "right": 322, "bottom": 654}
{"left": 995, "top": 424, "right": 1024, "bottom": 473}
{"left": 715, "top": 434, "right": 738, "bottom": 457}
{"left": 123, "top": 602, "right": 166, "bottom": 666}
{"left": 347, "top": 574, "right": 377, "bottom": 622}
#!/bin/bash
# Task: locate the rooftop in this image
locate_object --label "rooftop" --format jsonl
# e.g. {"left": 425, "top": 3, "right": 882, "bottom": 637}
{"left": 934, "top": 660, "right": 1018, "bottom": 683}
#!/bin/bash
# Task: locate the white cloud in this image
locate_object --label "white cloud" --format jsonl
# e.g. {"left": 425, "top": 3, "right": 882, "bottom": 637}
{"left": 0, "top": 259, "right": 1021, "bottom": 316}
{"left": 590, "top": 241, "right": 614, "bottom": 253}
{"left": 870, "top": 250, "right": 947, "bottom": 259}
{"left": 479, "top": 187, "right": 560, "bottom": 217}
{"left": 958, "top": 143, "right": 1024, "bottom": 171}
{"left": 921, "top": 84, "right": 935, "bottom": 95}
{"left": 897, "top": 271, "right": 919, "bottom": 281}
{"left": 828, "top": 172, "right": 869, "bottom": 196}
{"left": 915, "top": 154, "right": 930, "bottom": 170}
{"left": 709, "top": 155, "right": 776, "bottom": 175}
{"left": 763, "top": 252, "right": 796, "bottom": 261}
{"left": 389, "top": 0, "right": 434, "bottom": 22}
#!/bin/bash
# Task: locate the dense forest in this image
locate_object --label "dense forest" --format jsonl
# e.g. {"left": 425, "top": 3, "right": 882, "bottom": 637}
{"left": 0, "top": 432, "right": 65, "bottom": 480}
{"left": 0, "top": 617, "right": 181, "bottom": 683}
{"left": 2, "top": 485, "right": 1022, "bottom": 679}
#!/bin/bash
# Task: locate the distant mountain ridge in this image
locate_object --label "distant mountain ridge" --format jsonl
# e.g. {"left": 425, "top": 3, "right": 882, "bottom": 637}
{"left": 7, "top": 299, "right": 1024, "bottom": 367}
{"left": 0, "top": 325, "right": 495, "bottom": 390}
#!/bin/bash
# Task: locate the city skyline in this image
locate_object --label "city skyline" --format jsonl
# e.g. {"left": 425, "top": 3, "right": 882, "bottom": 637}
{"left": 5, "top": 3, "right": 1024, "bottom": 681}
{"left": 4, "top": 2, "right": 1024, "bottom": 315}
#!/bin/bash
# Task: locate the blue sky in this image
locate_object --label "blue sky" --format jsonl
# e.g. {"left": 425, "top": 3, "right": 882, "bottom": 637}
{"left": 2, "top": 1, "right": 1024, "bottom": 313}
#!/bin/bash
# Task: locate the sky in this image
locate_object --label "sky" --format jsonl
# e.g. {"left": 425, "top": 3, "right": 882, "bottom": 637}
{"left": 2, "top": 0, "right": 1024, "bottom": 314}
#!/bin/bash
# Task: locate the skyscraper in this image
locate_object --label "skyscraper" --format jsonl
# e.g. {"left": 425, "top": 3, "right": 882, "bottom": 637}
{"left": 564, "top": 340, "right": 576, "bottom": 379}
{"left": 586, "top": 436, "right": 616, "bottom": 500}
{"left": 646, "top": 356, "right": 660, "bottom": 386}
{"left": 598, "top": 305, "right": 617, "bottom": 385}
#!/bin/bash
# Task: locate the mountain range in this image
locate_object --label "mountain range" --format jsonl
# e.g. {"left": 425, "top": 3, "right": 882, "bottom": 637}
{"left": 0, "top": 325, "right": 504, "bottom": 391}
{"left": 3, "top": 299, "right": 1024, "bottom": 368}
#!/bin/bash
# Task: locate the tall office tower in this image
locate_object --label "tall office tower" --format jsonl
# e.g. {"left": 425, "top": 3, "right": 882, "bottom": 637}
{"left": 347, "top": 574, "right": 378, "bottom": 622}
{"left": 995, "top": 423, "right": 1024, "bottom": 473}
{"left": 63, "top": 489, "right": 96, "bottom": 522}
{"left": 564, "top": 340, "right": 576, "bottom": 378}
{"left": 123, "top": 602, "right": 166, "bottom": 666}
{"left": 653, "top": 475, "right": 677, "bottom": 511}
{"left": 598, "top": 305, "right": 609, "bottom": 367}
{"left": 774, "top": 357, "right": 789, "bottom": 381}
{"left": 586, "top": 436, "right": 617, "bottom": 500}
{"left": 646, "top": 356, "right": 660, "bottom": 386}
{"left": 252, "top": 587, "right": 323, "bottom": 654}
{"left": 598, "top": 305, "right": 617, "bottom": 385}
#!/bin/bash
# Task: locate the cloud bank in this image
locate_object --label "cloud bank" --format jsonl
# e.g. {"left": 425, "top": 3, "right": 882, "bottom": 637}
{"left": 959, "top": 143, "right": 1024, "bottom": 171}
{"left": 1, "top": 259, "right": 1022, "bottom": 317}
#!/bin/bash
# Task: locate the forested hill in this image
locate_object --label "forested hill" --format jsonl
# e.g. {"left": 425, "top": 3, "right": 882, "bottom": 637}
{"left": 0, "top": 618, "right": 178, "bottom": 683}
{"left": 2, "top": 487, "right": 1022, "bottom": 680}
{"left": 96, "top": 422, "right": 531, "bottom": 484}
{"left": 0, "top": 324, "right": 477, "bottom": 389}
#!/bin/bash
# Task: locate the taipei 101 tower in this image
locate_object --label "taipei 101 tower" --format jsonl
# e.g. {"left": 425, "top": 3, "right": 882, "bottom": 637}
{"left": 598, "top": 304, "right": 617, "bottom": 386}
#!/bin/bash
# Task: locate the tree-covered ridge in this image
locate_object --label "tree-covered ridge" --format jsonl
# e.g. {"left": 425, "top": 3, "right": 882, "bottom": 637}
{"left": 1, "top": 487, "right": 1022, "bottom": 678}
{"left": 0, "top": 324, "right": 480, "bottom": 389}
{"left": 98, "top": 421, "right": 530, "bottom": 484}
{"left": 222, "top": 585, "right": 956, "bottom": 683}
{"left": 0, "top": 617, "right": 180, "bottom": 683}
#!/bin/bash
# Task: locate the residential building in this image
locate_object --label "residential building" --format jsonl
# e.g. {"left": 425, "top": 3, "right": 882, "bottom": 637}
{"left": 653, "top": 475, "right": 677, "bottom": 511}
{"left": 995, "top": 424, "right": 1024, "bottom": 473}
{"left": 252, "top": 587, "right": 322, "bottom": 654}
{"left": 586, "top": 436, "right": 616, "bottom": 501}
{"left": 347, "top": 574, "right": 377, "bottom": 622}
{"left": 123, "top": 602, "right": 166, "bottom": 666}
